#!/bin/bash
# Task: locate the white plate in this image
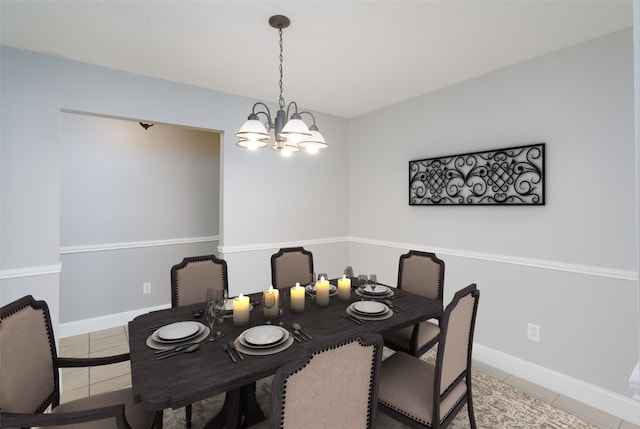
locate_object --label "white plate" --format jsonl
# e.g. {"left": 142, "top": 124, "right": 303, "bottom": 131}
{"left": 359, "top": 284, "right": 391, "bottom": 295}
{"left": 351, "top": 301, "right": 389, "bottom": 316}
{"left": 154, "top": 322, "right": 204, "bottom": 343}
{"left": 238, "top": 328, "right": 290, "bottom": 349}
{"left": 223, "top": 300, "right": 254, "bottom": 314}
{"left": 242, "top": 325, "right": 286, "bottom": 346}
{"left": 305, "top": 284, "right": 337, "bottom": 293}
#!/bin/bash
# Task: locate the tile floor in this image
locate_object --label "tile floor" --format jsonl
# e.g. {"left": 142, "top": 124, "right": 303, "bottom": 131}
{"left": 59, "top": 326, "right": 639, "bottom": 429}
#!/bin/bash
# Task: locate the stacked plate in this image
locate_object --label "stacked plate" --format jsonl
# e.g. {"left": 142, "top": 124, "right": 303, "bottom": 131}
{"left": 348, "top": 301, "right": 391, "bottom": 319}
{"left": 305, "top": 283, "right": 338, "bottom": 296}
{"left": 357, "top": 284, "right": 394, "bottom": 298}
{"left": 238, "top": 325, "right": 290, "bottom": 350}
{"left": 223, "top": 299, "right": 254, "bottom": 318}
{"left": 152, "top": 321, "right": 205, "bottom": 344}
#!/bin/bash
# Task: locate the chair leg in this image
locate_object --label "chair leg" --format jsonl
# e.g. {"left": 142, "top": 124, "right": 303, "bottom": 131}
{"left": 186, "top": 404, "right": 192, "bottom": 428}
{"left": 467, "top": 394, "right": 477, "bottom": 429}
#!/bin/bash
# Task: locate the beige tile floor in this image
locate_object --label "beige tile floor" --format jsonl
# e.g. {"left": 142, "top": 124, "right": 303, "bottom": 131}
{"left": 59, "top": 326, "right": 639, "bottom": 429}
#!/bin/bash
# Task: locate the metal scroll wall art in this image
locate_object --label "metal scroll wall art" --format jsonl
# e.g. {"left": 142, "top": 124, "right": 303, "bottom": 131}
{"left": 409, "top": 143, "right": 545, "bottom": 205}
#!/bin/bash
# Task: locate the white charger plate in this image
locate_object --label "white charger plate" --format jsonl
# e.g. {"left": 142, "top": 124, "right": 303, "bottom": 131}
{"left": 359, "top": 284, "right": 391, "bottom": 295}
{"left": 305, "top": 284, "right": 338, "bottom": 293}
{"left": 350, "top": 301, "right": 389, "bottom": 316}
{"left": 154, "top": 322, "right": 204, "bottom": 343}
{"left": 239, "top": 325, "right": 289, "bottom": 349}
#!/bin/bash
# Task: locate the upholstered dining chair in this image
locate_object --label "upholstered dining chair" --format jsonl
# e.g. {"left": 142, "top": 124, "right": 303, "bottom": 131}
{"left": 270, "top": 247, "right": 314, "bottom": 289}
{"left": 247, "top": 333, "right": 383, "bottom": 429}
{"left": 171, "top": 254, "right": 229, "bottom": 307}
{"left": 170, "top": 254, "right": 228, "bottom": 427}
{"left": 382, "top": 250, "right": 445, "bottom": 357}
{"left": 0, "top": 295, "right": 156, "bottom": 429}
{"left": 377, "top": 284, "right": 480, "bottom": 429}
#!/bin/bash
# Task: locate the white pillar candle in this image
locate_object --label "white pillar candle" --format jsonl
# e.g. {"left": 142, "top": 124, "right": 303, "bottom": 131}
{"left": 290, "top": 282, "right": 305, "bottom": 312}
{"left": 337, "top": 275, "right": 351, "bottom": 301}
{"left": 233, "top": 293, "right": 250, "bottom": 326}
{"left": 315, "top": 276, "right": 330, "bottom": 307}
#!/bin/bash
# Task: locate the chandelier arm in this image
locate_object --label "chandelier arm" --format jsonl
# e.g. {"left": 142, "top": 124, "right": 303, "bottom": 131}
{"left": 286, "top": 101, "right": 301, "bottom": 118}
{"left": 250, "top": 102, "right": 275, "bottom": 129}
{"left": 297, "top": 110, "right": 317, "bottom": 127}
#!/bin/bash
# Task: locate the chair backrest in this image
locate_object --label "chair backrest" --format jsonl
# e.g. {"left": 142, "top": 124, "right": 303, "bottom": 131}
{"left": 269, "top": 333, "right": 382, "bottom": 429}
{"left": 0, "top": 295, "right": 59, "bottom": 414}
{"left": 270, "top": 247, "right": 314, "bottom": 289}
{"left": 171, "top": 255, "right": 228, "bottom": 307}
{"left": 397, "top": 250, "right": 445, "bottom": 302}
{"left": 433, "top": 284, "right": 480, "bottom": 425}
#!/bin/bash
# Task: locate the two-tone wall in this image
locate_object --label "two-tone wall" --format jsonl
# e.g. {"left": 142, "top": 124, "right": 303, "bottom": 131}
{"left": 1, "top": 27, "right": 637, "bottom": 423}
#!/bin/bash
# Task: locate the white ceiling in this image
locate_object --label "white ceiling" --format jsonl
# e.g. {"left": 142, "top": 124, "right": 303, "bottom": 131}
{"left": 0, "top": 1, "right": 633, "bottom": 118}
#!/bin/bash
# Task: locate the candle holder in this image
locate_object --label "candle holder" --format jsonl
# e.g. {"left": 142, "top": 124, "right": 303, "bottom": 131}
{"left": 262, "top": 287, "right": 279, "bottom": 323}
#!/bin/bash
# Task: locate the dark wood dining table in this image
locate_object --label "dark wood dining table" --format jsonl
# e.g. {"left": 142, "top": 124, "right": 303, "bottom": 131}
{"left": 128, "top": 281, "right": 442, "bottom": 428}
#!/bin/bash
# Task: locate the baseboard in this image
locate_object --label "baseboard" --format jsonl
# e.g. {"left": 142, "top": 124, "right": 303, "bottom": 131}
{"left": 473, "top": 343, "right": 640, "bottom": 425}
{"left": 58, "top": 303, "right": 171, "bottom": 338}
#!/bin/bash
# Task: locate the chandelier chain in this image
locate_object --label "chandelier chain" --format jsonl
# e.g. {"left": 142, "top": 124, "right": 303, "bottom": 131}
{"left": 278, "top": 27, "right": 285, "bottom": 110}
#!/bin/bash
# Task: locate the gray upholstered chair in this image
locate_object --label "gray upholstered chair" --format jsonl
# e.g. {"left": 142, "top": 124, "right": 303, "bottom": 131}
{"left": 171, "top": 254, "right": 228, "bottom": 307}
{"left": 247, "top": 334, "right": 383, "bottom": 429}
{"left": 270, "top": 247, "right": 314, "bottom": 289}
{"left": 170, "top": 254, "right": 228, "bottom": 427}
{"left": 377, "top": 284, "right": 480, "bottom": 429}
{"left": 382, "top": 250, "right": 445, "bottom": 357}
{"left": 0, "top": 295, "right": 156, "bottom": 429}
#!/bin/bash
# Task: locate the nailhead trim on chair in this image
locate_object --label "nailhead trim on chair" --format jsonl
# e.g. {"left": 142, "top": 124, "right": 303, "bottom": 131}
{"left": 279, "top": 336, "right": 378, "bottom": 429}
{"left": 379, "top": 393, "right": 465, "bottom": 427}
{"left": 1, "top": 297, "right": 59, "bottom": 414}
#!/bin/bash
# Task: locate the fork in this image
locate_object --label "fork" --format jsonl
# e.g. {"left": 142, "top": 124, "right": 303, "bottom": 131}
{"left": 228, "top": 340, "right": 244, "bottom": 361}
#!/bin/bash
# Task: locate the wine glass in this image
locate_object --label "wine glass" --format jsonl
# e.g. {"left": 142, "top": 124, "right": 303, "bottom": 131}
{"left": 357, "top": 274, "right": 368, "bottom": 288}
{"left": 263, "top": 292, "right": 277, "bottom": 324}
{"left": 213, "top": 289, "right": 227, "bottom": 337}
{"left": 369, "top": 274, "right": 378, "bottom": 300}
{"left": 278, "top": 289, "right": 287, "bottom": 327}
{"left": 344, "top": 266, "right": 354, "bottom": 278}
{"left": 205, "top": 288, "right": 216, "bottom": 342}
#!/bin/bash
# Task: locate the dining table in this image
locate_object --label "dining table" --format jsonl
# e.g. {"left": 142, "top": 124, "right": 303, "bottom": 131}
{"left": 128, "top": 279, "right": 443, "bottom": 428}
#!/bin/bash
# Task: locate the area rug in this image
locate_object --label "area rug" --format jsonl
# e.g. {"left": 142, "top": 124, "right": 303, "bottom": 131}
{"left": 162, "top": 349, "right": 598, "bottom": 429}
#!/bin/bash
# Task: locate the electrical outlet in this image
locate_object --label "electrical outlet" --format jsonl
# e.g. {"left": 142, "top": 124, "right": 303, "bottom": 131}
{"left": 143, "top": 282, "right": 152, "bottom": 295}
{"left": 527, "top": 322, "right": 540, "bottom": 342}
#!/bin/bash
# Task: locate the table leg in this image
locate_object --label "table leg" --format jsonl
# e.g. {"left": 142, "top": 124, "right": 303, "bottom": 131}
{"left": 241, "top": 383, "right": 266, "bottom": 426}
{"left": 202, "top": 382, "right": 265, "bottom": 429}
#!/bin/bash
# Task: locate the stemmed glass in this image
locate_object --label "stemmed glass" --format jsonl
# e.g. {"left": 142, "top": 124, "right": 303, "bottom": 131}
{"left": 344, "top": 266, "right": 354, "bottom": 278}
{"left": 205, "top": 288, "right": 216, "bottom": 342}
{"left": 369, "top": 274, "right": 378, "bottom": 300}
{"left": 213, "top": 289, "right": 227, "bottom": 338}
{"left": 278, "top": 289, "right": 287, "bottom": 327}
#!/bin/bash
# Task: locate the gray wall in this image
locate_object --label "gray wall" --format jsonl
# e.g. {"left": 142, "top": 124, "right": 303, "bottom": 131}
{"left": 59, "top": 113, "right": 220, "bottom": 322}
{"left": 0, "top": 46, "right": 349, "bottom": 330}
{"left": 0, "top": 27, "right": 637, "bottom": 421}
{"left": 348, "top": 29, "right": 637, "bottom": 402}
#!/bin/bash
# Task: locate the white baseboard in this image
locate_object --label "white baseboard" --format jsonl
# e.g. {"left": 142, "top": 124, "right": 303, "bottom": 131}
{"left": 473, "top": 343, "right": 640, "bottom": 425}
{"left": 58, "top": 303, "right": 171, "bottom": 338}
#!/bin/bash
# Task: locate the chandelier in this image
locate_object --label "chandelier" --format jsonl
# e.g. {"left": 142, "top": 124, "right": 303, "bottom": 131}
{"left": 235, "top": 15, "right": 327, "bottom": 156}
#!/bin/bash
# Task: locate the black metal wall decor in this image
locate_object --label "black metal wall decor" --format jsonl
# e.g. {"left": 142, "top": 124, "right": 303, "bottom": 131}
{"left": 409, "top": 143, "right": 545, "bottom": 205}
